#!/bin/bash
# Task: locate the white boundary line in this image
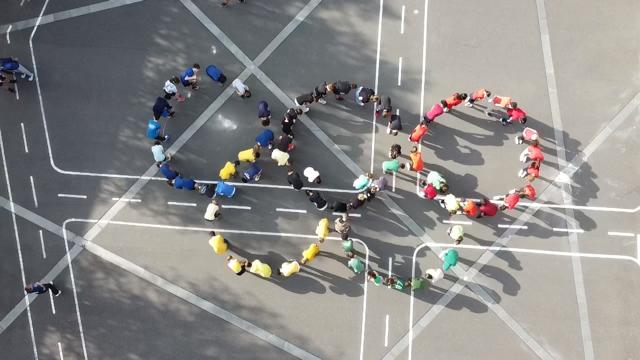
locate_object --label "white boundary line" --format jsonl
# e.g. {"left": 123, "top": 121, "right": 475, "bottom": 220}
{"left": 400, "top": 5, "right": 405, "bottom": 34}
{"left": 29, "top": 175, "right": 38, "bottom": 207}
{"left": 57, "top": 342, "right": 64, "bottom": 360}
{"left": 608, "top": 231, "right": 634, "bottom": 237}
{"left": 553, "top": 228, "right": 584, "bottom": 234}
{"left": 332, "top": 212, "right": 361, "bottom": 218}
{"left": 5, "top": 24, "right": 11, "bottom": 43}
{"left": 415, "top": 0, "right": 428, "bottom": 194}
{"left": 384, "top": 314, "right": 390, "bottom": 347}
{"left": 221, "top": 205, "right": 251, "bottom": 210}
{"left": 48, "top": 290, "right": 56, "bottom": 315}
{"left": 397, "top": 57, "right": 403, "bottom": 86}
{"left": 370, "top": 0, "right": 384, "bottom": 174}
{"left": 442, "top": 220, "right": 471, "bottom": 225}
{"left": 20, "top": 123, "right": 29, "bottom": 153}
{"left": 39, "top": 230, "right": 46, "bottom": 259}
{"left": 498, "top": 224, "right": 528, "bottom": 230}
{"left": 167, "top": 201, "right": 197, "bottom": 207}
{"left": 275, "top": 208, "right": 307, "bottom": 214}
{"left": 0, "top": 130, "right": 39, "bottom": 358}
{"left": 57, "top": 193, "right": 87, "bottom": 199}
{"left": 111, "top": 197, "right": 141, "bottom": 203}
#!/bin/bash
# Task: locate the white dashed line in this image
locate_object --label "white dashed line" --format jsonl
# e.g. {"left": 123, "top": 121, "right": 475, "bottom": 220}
{"left": 57, "top": 342, "right": 64, "bottom": 360}
{"left": 29, "top": 176, "right": 37, "bottom": 207}
{"left": 553, "top": 228, "right": 584, "bottom": 234}
{"left": 331, "top": 212, "right": 361, "bottom": 218}
{"left": 388, "top": 256, "right": 393, "bottom": 276}
{"left": 392, "top": 172, "right": 396, "bottom": 192}
{"left": 111, "top": 198, "right": 141, "bottom": 203}
{"left": 6, "top": 25, "right": 11, "bottom": 43}
{"left": 167, "top": 201, "right": 197, "bottom": 207}
{"left": 400, "top": 5, "right": 405, "bottom": 34}
{"left": 48, "top": 290, "right": 55, "bottom": 315}
{"left": 275, "top": 208, "right": 307, "bottom": 214}
{"left": 443, "top": 220, "right": 471, "bottom": 225}
{"left": 384, "top": 314, "right": 390, "bottom": 347}
{"left": 397, "top": 57, "right": 403, "bottom": 86}
{"left": 57, "top": 194, "right": 87, "bottom": 199}
{"left": 20, "top": 123, "right": 28, "bottom": 153}
{"left": 221, "top": 205, "right": 251, "bottom": 210}
{"left": 498, "top": 224, "right": 528, "bottom": 230}
{"left": 14, "top": 81, "right": 19, "bottom": 100}
{"left": 607, "top": 231, "right": 634, "bottom": 237}
{"left": 38, "top": 230, "right": 46, "bottom": 259}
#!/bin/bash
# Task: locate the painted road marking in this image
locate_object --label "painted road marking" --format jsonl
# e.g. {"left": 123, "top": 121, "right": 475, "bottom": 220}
{"left": 111, "top": 197, "right": 141, "bottom": 202}
{"left": 14, "top": 81, "right": 19, "bottom": 100}
{"left": 221, "top": 205, "right": 251, "bottom": 210}
{"left": 443, "top": 220, "right": 471, "bottom": 225}
{"left": 39, "top": 230, "right": 46, "bottom": 259}
{"left": 608, "top": 231, "right": 634, "bottom": 237}
{"left": 29, "top": 176, "right": 38, "bottom": 207}
{"left": 57, "top": 342, "right": 64, "bottom": 360}
{"left": 332, "top": 212, "right": 361, "bottom": 218}
{"left": 48, "top": 291, "right": 56, "bottom": 315}
{"left": 370, "top": 0, "right": 384, "bottom": 174}
{"left": 167, "top": 201, "right": 197, "bottom": 207}
{"left": 57, "top": 194, "right": 87, "bottom": 199}
{"left": 553, "top": 228, "right": 584, "bottom": 234}
{"left": 0, "top": 130, "right": 38, "bottom": 358}
{"left": 397, "top": 57, "right": 403, "bottom": 86}
{"left": 384, "top": 314, "right": 390, "bottom": 347}
{"left": 6, "top": 24, "right": 11, "bottom": 43}
{"left": 392, "top": 172, "right": 396, "bottom": 192}
{"left": 400, "top": 5, "right": 405, "bottom": 34}
{"left": 498, "top": 224, "right": 528, "bottom": 230}
{"left": 276, "top": 208, "right": 307, "bottom": 214}
{"left": 388, "top": 256, "right": 393, "bottom": 276}
{"left": 20, "top": 123, "right": 28, "bottom": 153}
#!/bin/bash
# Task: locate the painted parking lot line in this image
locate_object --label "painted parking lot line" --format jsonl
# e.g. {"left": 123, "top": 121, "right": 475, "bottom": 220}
{"left": 167, "top": 201, "right": 197, "bottom": 207}
{"left": 332, "top": 212, "right": 361, "bottom": 218}
{"left": 442, "top": 220, "right": 471, "bottom": 225}
{"left": 111, "top": 197, "right": 141, "bottom": 203}
{"left": 39, "top": 230, "right": 46, "bottom": 259}
{"left": 221, "top": 205, "right": 251, "bottom": 210}
{"left": 276, "top": 208, "right": 307, "bottom": 214}
{"left": 29, "top": 176, "right": 38, "bottom": 207}
{"left": 553, "top": 228, "right": 584, "bottom": 234}
{"left": 608, "top": 231, "right": 635, "bottom": 237}
{"left": 20, "top": 123, "right": 28, "bottom": 153}
{"left": 57, "top": 194, "right": 87, "bottom": 199}
{"left": 498, "top": 224, "right": 528, "bottom": 230}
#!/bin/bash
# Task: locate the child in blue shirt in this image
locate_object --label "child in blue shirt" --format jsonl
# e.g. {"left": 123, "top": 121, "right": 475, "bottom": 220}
{"left": 146, "top": 119, "right": 169, "bottom": 142}
{"left": 169, "top": 175, "right": 196, "bottom": 190}
{"left": 257, "top": 100, "right": 271, "bottom": 126}
{"left": 255, "top": 129, "right": 274, "bottom": 149}
{"left": 215, "top": 181, "right": 236, "bottom": 197}
{"left": 241, "top": 163, "right": 263, "bottom": 183}
{"left": 180, "top": 63, "right": 201, "bottom": 89}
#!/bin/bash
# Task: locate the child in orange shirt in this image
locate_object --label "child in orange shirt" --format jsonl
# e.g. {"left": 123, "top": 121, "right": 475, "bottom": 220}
{"left": 440, "top": 92, "right": 468, "bottom": 112}
{"left": 406, "top": 146, "right": 424, "bottom": 172}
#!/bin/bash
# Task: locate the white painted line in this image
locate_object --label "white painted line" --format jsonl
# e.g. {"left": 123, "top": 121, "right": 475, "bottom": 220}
{"left": 0, "top": 130, "right": 38, "bottom": 359}
{"left": 413, "top": 0, "right": 428, "bottom": 202}
{"left": 607, "top": 231, "right": 634, "bottom": 237}
{"left": 111, "top": 197, "right": 141, "bottom": 203}
{"left": 14, "top": 81, "right": 19, "bottom": 100}
{"left": 20, "top": 123, "right": 28, "bottom": 153}
{"left": 397, "top": 57, "right": 403, "bottom": 86}
{"left": 57, "top": 342, "right": 64, "bottom": 360}
{"left": 392, "top": 172, "right": 396, "bottom": 192}
{"left": 167, "top": 201, "right": 197, "bottom": 207}
{"left": 400, "top": 5, "right": 405, "bottom": 34}
{"left": 396, "top": 108, "right": 400, "bottom": 115}
{"left": 60, "top": 221, "right": 88, "bottom": 360}
{"left": 443, "top": 220, "right": 471, "bottom": 225}
{"left": 48, "top": 290, "right": 56, "bottom": 315}
{"left": 388, "top": 257, "right": 393, "bottom": 276}
{"left": 553, "top": 228, "right": 584, "bottom": 234}
{"left": 39, "top": 230, "right": 46, "bottom": 259}
{"left": 332, "top": 212, "right": 361, "bottom": 218}
{"left": 637, "top": 234, "right": 640, "bottom": 261}
{"left": 221, "top": 205, "right": 251, "bottom": 210}
{"left": 384, "top": 314, "right": 390, "bottom": 347}
{"left": 370, "top": 0, "right": 384, "bottom": 174}
{"left": 57, "top": 194, "right": 87, "bottom": 199}
{"left": 275, "top": 208, "right": 307, "bottom": 214}
{"left": 498, "top": 224, "right": 528, "bottom": 230}
{"left": 6, "top": 24, "right": 11, "bottom": 43}
{"left": 29, "top": 176, "right": 38, "bottom": 208}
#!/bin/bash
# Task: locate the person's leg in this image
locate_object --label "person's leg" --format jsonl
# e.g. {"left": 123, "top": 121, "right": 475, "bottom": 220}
{"left": 44, "top": 283, "right": 60, "bottom": 295}
{"left": 16, "top": 64, "right": 34, "bottom": 80}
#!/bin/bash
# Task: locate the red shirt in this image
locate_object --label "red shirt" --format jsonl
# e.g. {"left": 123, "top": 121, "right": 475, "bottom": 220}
{"left": 422, "top": 184, "right": 437, "bottom": 199}
{"left": 507, "top": 107, "right": 527, "bottom": 122}
{"left": 479, "top": 201, "right": 498, "bottom": 216}
{"left": 409, "top": 124, "right": 428, "bottom": 142}
{"left": 425, "top": 103, "right": 444, "bottom": 121}
{"left": 527, "top": 163, "right": 540, "bottom": 178}
{"left": 504, "top": 193, "right": 520, "bottom": 209}
{"left": 444, "top": 93, "right": 462, "bottom": 108}
{"left": 522, "top": 184, "right": 536, "bottom": 200}
{"left": 471, "top": 88, "right": 488, "bottom": 101}
{"left": 463, "top": 200, "right": 479, "bottom": 217}
{"left": 527, "top": 145, "right": 544, "bottom": 161}
{"left": 409, "top": 152, "right": 424, "bottom": 172}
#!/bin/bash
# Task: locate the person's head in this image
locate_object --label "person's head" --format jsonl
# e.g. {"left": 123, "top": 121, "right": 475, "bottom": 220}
{"left": 327, "top": 83, "right": 336, "bottom": 92}
{"left": 193, "top": 63, "right": 201, "bottom": 70}
{"left": 366, "top": 172, "right": 373, "bottom": 179}
{"left": 295, "top": 108, "right": 303, "bottom": 116}
{"left": 341, "top": 232, "right": 349, "bottom": 240}
{"left": 154, "top": 140, "right": 162, "bottom": 146}
{"left": 260, "top": 118, "right": 271, "bottom": 127}
{"left": 410, "top": 146, "right": 418, "bottom": 153}
{"left": 392, "top": 129, "right": 399, "bottom": 136}
{"left": 357, "top": 193, "right": 367, "bottom": 201}
{"left": 346, "top": 251, "right": 355, "bottom": 259}
{"left": 455, "top": 239, "right": 463, "bottom": 245}
{"left": 399, "top": 163, "right": 406, "bottom": 170}
{"left": 24, "top": 284, "right": 33, "bottom": 292}
{"left": 305, "top": 190, "right": 313, "bottom": 197}
{"left": 314, "top": 177, "right": 321, "bottom": 184}
{"left": 164, "top": 93, "right": 172, "bottom": 100}
{"left": 166, "top": 179, "right": 174, "bottom": 187}
{"left": 420, "top": 120, "right": 426, "bottom": 127}
{"left": 226, "top": 255, "right": 233, "bottom": 262}
{"left": 241, "top": 176, "right": 248, "bottom": 183}
{"left": 209, "top": 231, "right": 216, "bottom": 237}
{"left": 254, "top": 152, "right": 261, "bottom": 159}
{"left": 346, "top": 203, "right": 354, "bottom": 210}
{"left": 154, "top": 114, "right": 161, "bottom": 121}
{"left": 218, "top": 74, "right": 227, "bottom": 84}
{"left": 244, "top": 90, "right": 252, "bottom": 98}
{"left": 370, "top": 95, "right": 380, "bottom": 103}
{"left": 485, "top": 90, "right": 492, "bottom": 98}
{"left": 420, "top": 180, "right": 427, "bottom": 187}
{"left": 458, "top": 93, "right": 468, "bottom": 100}
{"left": 440, "top": 183, "right": 449, "bottom": 193}
{"left": 300, "top": 258, "right": 308, "bottom": 265}
{"left": 170, "top": 76, "right": 180, "bottom": 85}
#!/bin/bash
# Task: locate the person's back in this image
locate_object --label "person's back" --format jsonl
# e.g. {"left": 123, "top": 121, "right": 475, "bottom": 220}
{"left": 279, "top": 260, "right": 300, "bottom": 277}
{"left": 249, "top": 260, "right": 272, "bottom": 278}
{"left": 208, "top": 233, "right": 227, "bottom": 254}
{"left": 215, "top": 181, "right": 236, "bottom": 197}
{"left": 159, "top": 163, "right": 178, "bottom": 180}
{"left": 348, "top": 257, "right": 365, "bottom": 274}
{"left": 219, "top": 161, "right": 237, "bottom": 180}
{"left": 146, "top": 119, "right": 161, "bottom": 139}
{"left": 426, "top": 171, "right": 446, "bottom": 190}
{"left": 204, "top": 201, "right": 221, "bottom": 221}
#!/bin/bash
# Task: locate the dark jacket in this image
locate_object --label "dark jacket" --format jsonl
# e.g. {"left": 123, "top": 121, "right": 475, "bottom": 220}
{"left": 153, "top": 97, "right": 172, "bottom": 118}
{"left": 287, "top": 172, "right": 303, "bottom": 190}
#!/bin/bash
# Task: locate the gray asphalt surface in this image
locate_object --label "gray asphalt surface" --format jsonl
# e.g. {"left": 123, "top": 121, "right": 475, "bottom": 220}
{"left": 0, "top": 0, "right": 638, "bottom": 359}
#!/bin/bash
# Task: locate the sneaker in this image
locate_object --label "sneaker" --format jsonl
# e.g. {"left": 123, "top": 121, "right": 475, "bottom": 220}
{"left": 317, "top": 98, "right": 327, "bottom": 105}
{"left": 164, "top": 134, "right": 170, "bottom": 142}
{"left": 20, "top": 73, "right": 26, "bottom": 79}
{"left": 55, "top": 290, "right": 62, "bottom": 297}
{"left": 464, "top": 102, "right": 473, "bottom": 107}
{"left": 501, "top": 118, "right": 509, "bottom": 126}
{"left": 27, "top": 74, "right": 34, "bottom": 81}
{"left": 515, "top": 136, "right": 523, "bottom": 145}
{"left": 521, "top": 117, "right": 528, "bottom": 125}
{"left": 492, "top": 195, "right": 502, "bottom": 200}
{"left": 518, "top": 169, "right": 527, "bottom": 178}
{"left": 302, "top": 107, "right": 309, "bottom": 113}
{"left": 443, "top": 108, "right": 449, "bottom": 113}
